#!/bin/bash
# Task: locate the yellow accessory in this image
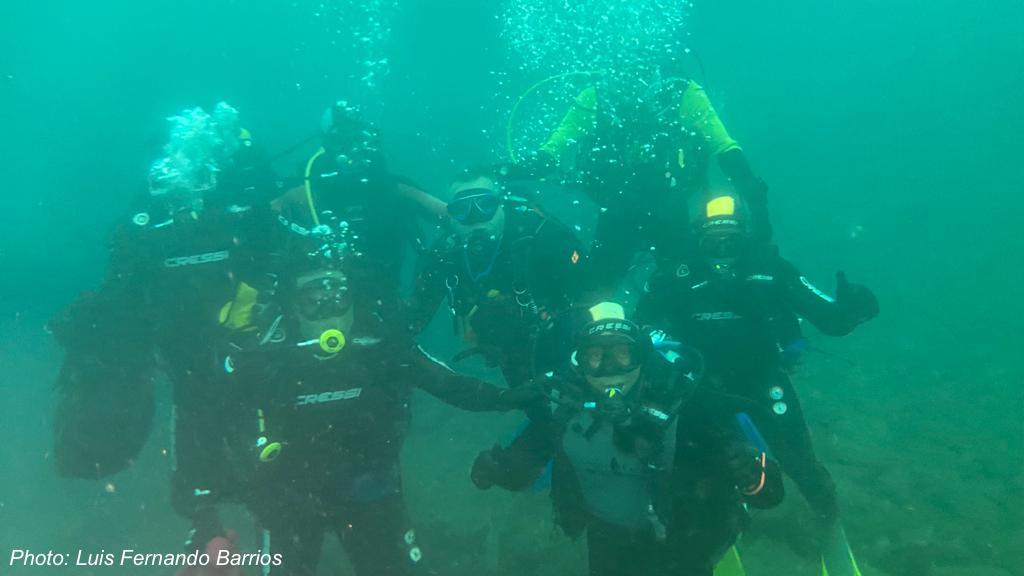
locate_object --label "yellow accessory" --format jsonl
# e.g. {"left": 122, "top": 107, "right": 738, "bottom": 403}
{"left": 820, "top": 522, "right": 863, "bottom": 576}
{"left": 259, "top": 442, "right": 283, "bottom": 462}
{"left": 510, "top": 72, "right": 604, "bottom": 162}
{"left": 706, "top": 196, "right": 736, "bottom": 218}
{"left": 255, "top": 408, "right": 282, "bottom": 462}
{"left": 678, "top": 81, "right": 741, "bottom": 156}
{"left": 588, "top": 301, "right": 626, "bottom": 323}
{"left": 218, "top": 282, "right": 260, "bottom": 330}
{"left": 319, "top": 329, "right": 346, "bottom": 354}
{"left": 713, "top": 546, "right": 746, "bottom": 576}
{"left": 303, "top": 148, "right": 326, "bottom": 226}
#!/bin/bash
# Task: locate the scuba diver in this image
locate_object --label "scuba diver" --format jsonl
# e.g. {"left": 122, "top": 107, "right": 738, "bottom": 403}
{"left": 201, "top": 220, "right": 541, "bottom": 576}
{"left": 203, "top": 103, "right": 282, "bottom": 207}
{"left": 508, "top": 70, "right": 770, "bottom": 301}
{"left": 274, "top": 100, "right": 447, "bottom": 305}
{"left": 635, "top": 193, "right": 879, "bottom": 576}
{"left": 470, "top": 302, "right": 783, "bottom": 576}
{"left": 49, "top": 103, "right": 285, "bottom": 536}
{"left": 407, "top": 167, "right": 586, "bottom": 391}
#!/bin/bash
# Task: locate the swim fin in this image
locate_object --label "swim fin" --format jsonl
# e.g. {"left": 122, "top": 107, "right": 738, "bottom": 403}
{"left": 821, "top": 521, "right": 862, "bottom": 576}
{"left": 713, "top": 546, "right": 746, "bottom": 576}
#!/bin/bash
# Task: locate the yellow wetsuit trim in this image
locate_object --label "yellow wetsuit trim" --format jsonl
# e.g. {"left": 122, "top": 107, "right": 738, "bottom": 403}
{"left": 303, "top": 147, "right": 326, "bottom": 226}
{"left": 539, "top": 86, "right": 598, "bottom": 161}
{"left": 678, "top": 81, "right": 741, "bottom": 156}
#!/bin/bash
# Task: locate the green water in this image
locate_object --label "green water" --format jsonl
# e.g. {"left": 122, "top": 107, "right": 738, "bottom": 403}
{"left": 1, "top": 1, "right": 1022, "bottom": 575}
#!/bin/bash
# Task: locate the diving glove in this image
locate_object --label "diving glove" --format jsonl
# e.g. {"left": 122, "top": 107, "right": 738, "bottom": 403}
{"left": 835, "top": 271, "right": 879, "bottom": 323}
{"left": 470, "top": 445, "right": 505, "bottom": 490}
{"left": 724, "top": 442, "right": 766, "bottom": 493}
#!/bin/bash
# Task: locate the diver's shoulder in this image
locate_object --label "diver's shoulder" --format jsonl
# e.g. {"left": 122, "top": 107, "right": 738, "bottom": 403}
{"left": 501, "top": 199, "right": 544, "bottom": 235}
{"left": 647, "top": 257, "right": 709, "bottom": 290}
{"left": 116, "top": 202, "right": 272, "bottom": 236}
{"left": 506, "top": 198, "right": 574, "bottom": 240}
{"left": 114, "top": 208, "right": 173, "bottom": 238}
{"left": 739, "top": 244, "right": 794, "bottom": 278}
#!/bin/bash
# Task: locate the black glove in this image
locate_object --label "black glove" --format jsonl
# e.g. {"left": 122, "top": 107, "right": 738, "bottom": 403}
{"left": 598, "top": 393, "right": 632, "bottom": 425}
{"left": 674, "top": 344, "right": 705, "bottom": 382}
{"left": 723, "top": 441, "right": 766, "bottom": 493}
{"left": 836, "top": 271, "right": 879, "bottom": 323}
{"left": 471, "top": 445, "right": 506, "bottom": 490}
{"left": 472, "top": 434, "right": 551, "bottom": 492}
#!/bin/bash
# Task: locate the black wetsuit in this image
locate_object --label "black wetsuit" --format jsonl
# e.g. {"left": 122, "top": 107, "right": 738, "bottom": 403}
{"left": 50, "top": 202, "right": 283, "bottom": 521}
{"left": 278, "top": 150, "right": 438, "bottom": 308}
{"left": 474, "top": 355, "right": 783, "bottom": 576}
{"left": 636, "top": 248, "right": 871, "bottom": 522}
{"left": 409, "top": 204, "right": 585, "bottom": 389}
{"left": 219, "top": 311, "right": 518, "bottom": 576}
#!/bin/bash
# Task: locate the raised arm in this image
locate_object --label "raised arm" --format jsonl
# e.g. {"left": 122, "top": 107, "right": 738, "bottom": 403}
{"left": 679, "top": 81, "right": 772, "bottom": 241}
{"left": 405, "top": 345, "right": 542, "bottom": 412}
{"left": 539, "top": 85, "right": 599, "bottom": 166}
{"left": 778, "top": 259, "right": 879, "bottom": 336}
{"left": 404, "top": 243, "right": 451, "bottom": 336}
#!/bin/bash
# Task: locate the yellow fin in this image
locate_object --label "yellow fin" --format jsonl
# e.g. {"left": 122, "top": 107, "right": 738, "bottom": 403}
{"left": 713, "top": 546, "right": 745, "bottom": 576}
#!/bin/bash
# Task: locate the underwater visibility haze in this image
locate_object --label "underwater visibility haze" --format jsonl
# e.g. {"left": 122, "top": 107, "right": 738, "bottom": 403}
{"left": 1, "top": 1, "right": 1022, "bottom": 575}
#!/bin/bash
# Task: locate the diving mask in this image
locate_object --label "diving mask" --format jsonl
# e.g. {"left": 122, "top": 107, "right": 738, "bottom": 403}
{"left": 447, "top": 189, "right": 502, "bottom": 225}
{"left": 295, "top": 273, "right": 351, "bottom": 321}
{"left": 293, "top": 270, "right": 354, "bottom": 343}
{"left": 577, "top": 338, "right": 642, "bottom": 377}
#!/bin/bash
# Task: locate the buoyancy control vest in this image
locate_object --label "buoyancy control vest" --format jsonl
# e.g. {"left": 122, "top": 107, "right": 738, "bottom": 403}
{"left": 558, "top": 352, "right": 696, "bottom": 533}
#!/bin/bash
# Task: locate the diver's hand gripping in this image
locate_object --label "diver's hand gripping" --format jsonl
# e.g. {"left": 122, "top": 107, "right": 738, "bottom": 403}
{"left": 471, "top": 445, "right": 506, "bottom": 490}
{"left": 724, "top": 442, "right": 767, "bottom": 495}
{"left": 497, "top": 382, "right": 546, "bottom": 410}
